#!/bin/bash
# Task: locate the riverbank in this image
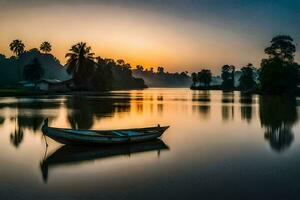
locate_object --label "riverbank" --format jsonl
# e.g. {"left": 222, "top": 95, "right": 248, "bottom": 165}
{"left": 0, "top": 87, "right": 148, "bottom": 97}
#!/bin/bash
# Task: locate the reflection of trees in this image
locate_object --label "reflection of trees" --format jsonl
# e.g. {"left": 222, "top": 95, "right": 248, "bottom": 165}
{"left": 222, "top": 92, "right": 234, "bottom": 121}
{"left": 0, "top": 98, "right": 61, "bottom": 148}
{"left": 0, "top": 95, "right": 132, "bottom": 148}
{"left": 0, "top": 116, "right": 5, "bottom": 124}
{"left": 136, "top": 101, "right": 143, "bottom": 113}
{"left": 259, "top": 96, "right": 298, "bottom": 153}
{"left": 10, "top": 126, "right": 24, "bottom": 148}
{"left": 67, "top": 96, "right": 94, "bottom": 129}
{"left": 66, "top": 95, "right": 130, "bottom": 129}
{"left": 240, "top": 94, "right": 254, "bottom": 123}
{"left": 192, "top": 91, "right": 211, "bottom": 117}
{"left": 17, "top": 115, "right": 45, "bottom": 132}
{"left": 0, "top": 99, "right": 60, "bottom": 132}
{"left": 157, "top": 103, "right": 163, "bottom": 114}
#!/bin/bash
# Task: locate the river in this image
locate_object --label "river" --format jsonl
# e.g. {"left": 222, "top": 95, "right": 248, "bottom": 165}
{"left": 0, "top": 88, "right": 299, "bottom": 199}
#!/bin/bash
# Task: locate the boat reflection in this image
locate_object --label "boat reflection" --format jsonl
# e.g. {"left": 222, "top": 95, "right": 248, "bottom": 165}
{"left": 40, "top": 139, "right": 169, "bottom": 182}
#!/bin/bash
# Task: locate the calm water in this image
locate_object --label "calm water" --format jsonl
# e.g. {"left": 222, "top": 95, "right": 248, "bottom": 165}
{"left": 0, "top": 88, "right": 299, "bottom": 200}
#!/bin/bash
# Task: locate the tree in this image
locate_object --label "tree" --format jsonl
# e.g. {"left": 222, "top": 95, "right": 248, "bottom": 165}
{"left": 40, "top": 41, "right": 52, "bottom": 54}
{"left": 9, "top": 39, "right": 25, "bottom": 56}
{"left": 191, "top": 72, "right": 198, "bottom": 86}
{"left": 91, "top": 57, "right": 114, "bottom": 91}
{"left": 23, "top": 58, "right": 44, "bottom": 82}
{"left": 117, "top": 59, "right": 125, "bottom": 65}
{"left": 265, "top": 35, "right": 296, "bottom": 63}
{"left": 136, "top": 65, "right": 144, "bottom": 71}
{"left": 221, "top": 65, "right": 235, "bottom": 90}
{"left": 157, "top": 66, "right": 165, "bottom": 74}
{"left": 65, "top": 42, "right": 95, "bottom": 89}
{"left": 260, "top": 35, "right": 299, "bottom": 94}
{"left": 198, "top": 69, "right": 212, "bottom": 87}
{"left": 239, "top": 63, "right": 257, "bottom": 92}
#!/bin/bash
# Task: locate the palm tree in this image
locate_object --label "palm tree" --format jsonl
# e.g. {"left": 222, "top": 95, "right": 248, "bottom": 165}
{"left": 65, "top": 42, "right": 95, "bottom": 89}
{"left": 9, "top": 39, "right": 25, "bottom": 56}
{"left": 40, "top": 41, "right": 52, "bottom": 54}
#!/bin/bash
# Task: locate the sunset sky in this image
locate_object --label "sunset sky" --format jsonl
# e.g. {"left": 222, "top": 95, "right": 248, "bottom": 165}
{"left": 0, "top": 0, "right": 299, "bottom": 73}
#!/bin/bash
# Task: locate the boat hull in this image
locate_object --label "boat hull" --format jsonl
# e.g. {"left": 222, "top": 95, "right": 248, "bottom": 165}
{"left": 42, "top": 125, "right": 169, "bottom": 145}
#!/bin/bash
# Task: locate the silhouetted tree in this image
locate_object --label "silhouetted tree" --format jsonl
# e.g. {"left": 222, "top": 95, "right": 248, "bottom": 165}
{"left": 91, "top": 57, "right": 114, "bottom": 90}
{"left": 9, "top": 39, "right": 25, "bottom": 56}
{"left": 198, "top": 69, "right": 212, "bottom": 87}
{"left": 136, "top": 65, "right": 144, "bottom": 71}
{"left": 239, "top": 63, "right": 257, "bottom": 92}
{"left": 65, "top": 42, "right": 95, "bottom": 89}
{"left": 221, "top": 65, "right": 235, "bottom": 91}
{"left": 23, "top": 58, "right": 44, "bottom": 82}
{"left": 40, "top": 41, "right": 52, "bottom": 54}
{"left": 265, "top": 35, "right": 296, "bottom": 63}
{"left": 157, "top": 67, "right": 165, "bottom": 74}
{"left": 260, "top": 35, "right": 299, "bottom": 94}
{"left": 117, "top": 59, "right": 125, "bottom": 66}
{"left": 191, "top": 72, "right": 198, "bottom": 86}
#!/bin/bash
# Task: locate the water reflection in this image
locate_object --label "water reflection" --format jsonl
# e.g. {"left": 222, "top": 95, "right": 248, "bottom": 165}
{"left": 40, "top": 139, "right": 169, "bottom": 183}
{"left": 66, "top": 95, "right": 130, "bottom": 129}
{"left": 67, "top": 96, "right": 95, "bottom": 129}
{"left": 0, "top": 92, "right": 298, "bottom": 154}
{"left": 0, "top": 98, "right": 61, "bottom": 133}
{"left": 192, "top": 91, "right": 211, "bottom": 118}
{"left": 222, "top": 92, "right": 235, "bottom": 121}
{"left": 0, "top": 94, "right": 132, "bottom": 148}
{"left": 0, "top": 90, "right": 299, "bottom": 199}
{"left": 0, "top": 116, "right": 4, "bottom": 124}
{"left": 240, "top": 94, "right": 254, "bottom": 123}
{"left": 10, "top": 120, "right": 24, "bottom": 148}
{"left": 0, "top": 98, "right": 61, "bottom": 148}
{"left": 259, "top": 96, "right": 298, "bottom": 153}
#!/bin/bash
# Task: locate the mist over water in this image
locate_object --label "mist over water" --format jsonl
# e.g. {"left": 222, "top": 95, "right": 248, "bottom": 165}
{"left": 0, "top": 88, "right": 299, "bottom": 199}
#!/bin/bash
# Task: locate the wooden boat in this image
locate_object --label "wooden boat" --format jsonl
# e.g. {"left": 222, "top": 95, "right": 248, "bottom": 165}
{"left": 40, "top": 140, "right": 169, "bottom": 182}
{"left": 42, "top": 119, "right": 169, "bottom": 145}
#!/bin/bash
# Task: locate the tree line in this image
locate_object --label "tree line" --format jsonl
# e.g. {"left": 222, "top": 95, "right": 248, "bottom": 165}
{"left": 8, "top": 40, "right": 146, "bottom": 91}
{"left": 6, "top": 35, "right": 300, "bottom": 94}
{"left": 132, "top": 66, "right": 191, "bottom": 87}
{"left": 191, "top": 35, "right": 300, "bottom": 94}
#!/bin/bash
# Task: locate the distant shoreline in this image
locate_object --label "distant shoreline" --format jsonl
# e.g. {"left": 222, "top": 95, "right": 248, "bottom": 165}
{"left": 0, "top": 87, "right": 299, "bottom": 97}
{"left": 0, "top": 87, "right": 147, "bottom": 97}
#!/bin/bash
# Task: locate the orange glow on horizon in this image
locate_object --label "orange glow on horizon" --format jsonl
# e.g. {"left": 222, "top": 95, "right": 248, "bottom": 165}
{"left": 0, "top": 4, "right": 299, "bottom": 73}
